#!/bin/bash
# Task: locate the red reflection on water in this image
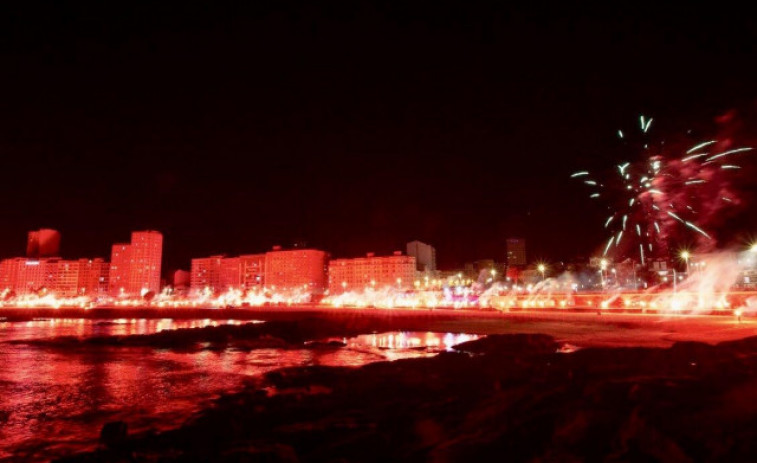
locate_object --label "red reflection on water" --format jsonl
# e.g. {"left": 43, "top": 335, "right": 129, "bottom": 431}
{"left": 351, "top": 331, "right": 480, "bottom": 350}
{"left": 0, "top": 318, "right": 256, "bottom": 343}
{"left": 344, "top": 331, "right": 481, "bottom": 361}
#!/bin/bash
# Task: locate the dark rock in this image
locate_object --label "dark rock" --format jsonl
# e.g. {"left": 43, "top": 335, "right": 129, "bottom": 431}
{"left": 453, "top": 333, "right": 558, "bottom": 355}
{"left": 100, "top": 421, "right": 128, "bottom": 448}
{"left": 49, "top": 323, "right": 757, "bottom": 462}
{"left": 303, "top": 340, "right": 347, "bottom": 349}
{"left": 220, "top": 443, "right": 299, "bottom": 463}
{"left": 609, "top": 408, "right": 692, "bottom": 462}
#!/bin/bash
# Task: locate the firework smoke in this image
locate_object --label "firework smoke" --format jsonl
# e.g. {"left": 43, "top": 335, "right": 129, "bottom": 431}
{"left": 573, "top": 116, "right": 752, "bottom": 263}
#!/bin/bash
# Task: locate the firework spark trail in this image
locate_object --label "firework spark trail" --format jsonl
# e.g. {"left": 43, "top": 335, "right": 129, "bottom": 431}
{"left": 573, "top": 116, "right": 752, "bottom": 262}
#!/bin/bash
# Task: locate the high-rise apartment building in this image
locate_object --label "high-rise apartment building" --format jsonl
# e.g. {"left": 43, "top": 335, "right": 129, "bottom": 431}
{"left": 129, "top": 231, "right": 162, "bottom": 295}
{"left": 109, "top": 243, "right": 131, "bottom": 296}
{"left": 506, "top": 238, "right": 527, "bottom": 267}
{"left": 108, "top": 231, "right": 163, "bottom": 296}
{"left": 406, "top": 240, "right": 436, "bottom": 272}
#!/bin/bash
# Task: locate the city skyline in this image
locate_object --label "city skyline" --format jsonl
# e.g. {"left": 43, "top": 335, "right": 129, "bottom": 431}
{"left": 0, "top": 227, "right": 520, "bottom": 277}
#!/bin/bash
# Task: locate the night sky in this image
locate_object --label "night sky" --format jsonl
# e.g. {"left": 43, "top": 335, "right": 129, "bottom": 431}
{"left": 2, "top": 3, "right": 757, "bottom": 273}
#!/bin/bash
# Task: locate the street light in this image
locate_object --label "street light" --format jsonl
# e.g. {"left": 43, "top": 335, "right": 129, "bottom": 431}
{"left": 680, "top": 250, "right": 690, "bottom": 277}
{"left": 537, "top": 264, "right": 546, "bottom": 281}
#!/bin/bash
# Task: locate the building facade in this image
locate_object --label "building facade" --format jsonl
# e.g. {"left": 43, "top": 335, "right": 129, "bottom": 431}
{"left": 406, "top": 240, "right": 436, "bottom": 272}
{"left": 189, "top": 254, "right": 268, "bottom": 294}
{"left": 264, "top": 248, "right": 328, "bottom": 294}
{"left": 77, "top": 258, "right": 110, "bottom": 296}
{"left": 328, "top": 252, "right": 416, "bottom": 294}
{"left": 0, "top": 257, "right": 109, "bottom": 297}
{"left": 219, "top": 257, "right": 242, "bottom": 289}
{"left": 108, "top": 243, "right": 131, "bottom": 296}
{"left": 189, "top": 248, "right": 325, "bottom": 295}
{"left": 506, "top": 238, "right": 527, "bottom": 267}
{"left": 53, "top": 260, "right": 80, "bottom": 296}
{"left": 190, "top": 255, "right": 224, "bottom": 293}
{"left": 108, "top": 231, "right": 163, "bottom": 296}
{"left": 129, "top": 231, "right": 163, "bottom": 295}
{"left": 0, "top": 258, "right": 46, "bottom": 293}
{"left": 240, "top": 254, "right": 265, "bottom": 289}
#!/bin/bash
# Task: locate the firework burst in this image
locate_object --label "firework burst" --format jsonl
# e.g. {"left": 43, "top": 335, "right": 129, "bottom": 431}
{"left": 574, "top": 116, "right": 752, "bottom": 264}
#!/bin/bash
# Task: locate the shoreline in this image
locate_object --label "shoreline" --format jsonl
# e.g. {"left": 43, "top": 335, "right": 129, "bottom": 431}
{"left": 2, "top": 305, "right": 754, "bottom": 348}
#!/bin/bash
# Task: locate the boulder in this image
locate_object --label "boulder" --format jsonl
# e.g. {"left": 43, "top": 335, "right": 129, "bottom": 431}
{"left": 99, "top": 421, "right": 128, "bottom": 448}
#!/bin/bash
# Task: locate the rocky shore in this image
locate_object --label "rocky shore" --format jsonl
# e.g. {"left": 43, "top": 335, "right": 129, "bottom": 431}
{"left": 53, "top": 326, "right": 757, "bottom": 462}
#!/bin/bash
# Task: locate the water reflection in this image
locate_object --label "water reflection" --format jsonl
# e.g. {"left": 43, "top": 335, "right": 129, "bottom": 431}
{"left": 351, "top": 331, "right": 480, "bottom": 350}
{"left": 342, "top": 331, "right": 481, "bottom": 361}
{"left": 0, "top": 318, "right": 256, "bottom": 343}
{"left": 0, "top": 321, "right": 480, "bottom": 462}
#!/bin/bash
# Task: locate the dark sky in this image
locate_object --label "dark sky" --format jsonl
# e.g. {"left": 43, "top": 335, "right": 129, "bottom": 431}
{"left": 1, "top": 2, "right": 757, "bottom": 272}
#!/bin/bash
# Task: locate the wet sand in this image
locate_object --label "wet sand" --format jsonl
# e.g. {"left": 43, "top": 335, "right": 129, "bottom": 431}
{"left": 2, "top": 305, "right": 755, "bottom": 348}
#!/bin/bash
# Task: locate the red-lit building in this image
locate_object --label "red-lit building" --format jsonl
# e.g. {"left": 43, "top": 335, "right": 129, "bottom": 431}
{"left": 108, "top": 231, "right": 163, "bottom": 296}
{"left": 0, "top": 257, "right": 109, "bottom": 297}
{"left": 264, "top": 247, "right": 328, "bottom": 294}
{"left": 189, "top": 248, "right": 326, "bottom": 295}
{"left": 189, "top": 254, "right": 266, "bottom": 294}
{"left": 240, "top": 254, "right": 265, "bottom": 289}
{"left": 328, "top": 252, "right": 416, "bottom": 294}
{"left": 108, "top": 243, "right": 131, "bottom": 296}
{"left": 0, "top": 258, "right": 22, "bottom": 292}
{"left": 0, "top": 258, "right": 46, "bottom": 294}
{"left": 190, "top": 249, "right": 314, "bottom": 294}
{"left": 129, "top": 231, "right": 162, "bottom": 295}
{"left": 219, "top": 257, "right": 242, "bottom": 289}
{"left": 53, "top": 259, "right": 80, "bottom": 296}
{"left": 77, "top": 258, "right": 110, "bottom": 296}
{"left": 190, "top": 255, "right": 224, "bottom": 293}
